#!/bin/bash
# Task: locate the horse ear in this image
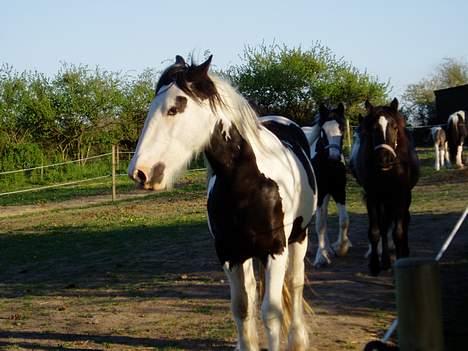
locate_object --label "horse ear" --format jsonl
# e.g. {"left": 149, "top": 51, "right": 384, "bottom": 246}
{"left": 365, "top": 100, "right": 373, "bottom": 112}
{"left": 390, "top": 97, "right": 399, "bottom": 111}
{"left": 337, "top": 102, "right": 345, "bottom": 115}
{"left": 175, "top": 55, "right": 186, "bottom": 65}
{"left": 197, "top": 55, "right": 213, "bottom": 75}
{"left": 319, "top": 103, "right": 328, "bottom": 117}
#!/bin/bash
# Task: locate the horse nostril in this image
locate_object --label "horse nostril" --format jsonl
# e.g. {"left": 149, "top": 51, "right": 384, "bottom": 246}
{"left": 136, "top": 170, "right": 147, "bottom": 184}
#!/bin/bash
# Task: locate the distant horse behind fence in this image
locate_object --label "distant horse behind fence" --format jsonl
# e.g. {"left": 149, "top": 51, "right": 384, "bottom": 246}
{"left": 447, "top": 110, "right": 467, "bottom": 169}
{"left": 431, "top": 126, "right": 449, "bottom": 171}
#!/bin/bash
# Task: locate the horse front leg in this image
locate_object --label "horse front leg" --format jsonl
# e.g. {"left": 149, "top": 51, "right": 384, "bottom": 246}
{"left": 262, "top": 248, "right": 288, "bottom": 351}
{"left": 379, "top": 208, "right": 392, "bottom": 271}
{"left": 367, "top": 197, "right": 381, "bottom": 276}
{"left": 224, "top": 259, "right": 259, "bottom": 351}
{"left": 286, "top": 239, "right": 309, "bottom": 351}
{"left": 393, "top": 203, "right": 411, "bottom": 259}
{"left": 332, "top": 202, "right": 351, "bottom": 256}
{"left": 314, "top": 194, "right": 332, "bottom": 267}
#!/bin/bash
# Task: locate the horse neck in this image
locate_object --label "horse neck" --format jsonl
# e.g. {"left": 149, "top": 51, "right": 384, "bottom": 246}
{"left": 204, "top": 120, "right": 257, "bottom": 181}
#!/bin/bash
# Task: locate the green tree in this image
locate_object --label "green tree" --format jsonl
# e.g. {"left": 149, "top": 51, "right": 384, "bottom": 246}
{"left": 403, "top": 58, "right": 468, "bottom": 125}
{"left": 51, "top": 63, "right": 125, "bottom": 160}
{"left": 227, "top": 42, "right": 390, "bottom": 125}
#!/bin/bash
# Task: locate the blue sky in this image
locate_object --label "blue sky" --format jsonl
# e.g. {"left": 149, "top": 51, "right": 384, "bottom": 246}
{"left": 2, "top": 0, "right": 467, "bottom": 97}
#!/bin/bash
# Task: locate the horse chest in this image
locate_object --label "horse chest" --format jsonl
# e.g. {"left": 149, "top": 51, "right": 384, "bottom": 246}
{"left": 207, "top": 174, "right": 287, "bottom": 266}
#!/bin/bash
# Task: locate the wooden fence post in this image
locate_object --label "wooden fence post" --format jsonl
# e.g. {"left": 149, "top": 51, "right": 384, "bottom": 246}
{"left": 395, "top": 258, "right": 444, "bottom": 351}
{"left": 346, "top": 119, "right": 352, "bottom": 152}
{"left": 112, "top": 145, "right": 116, "bottom": 201}
{"left": 116, "top": 145, "right": 120, "bottom": 173}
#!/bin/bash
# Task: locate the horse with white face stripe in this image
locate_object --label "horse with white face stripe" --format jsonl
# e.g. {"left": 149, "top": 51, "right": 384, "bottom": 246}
{"left": 350, "top": 98, "right": 420, "bottom": 275}
{"left": 303, "top": 103, "right": 351, "bottom": 267}
{"left": 447, "top": 111, "right": 467, "bottom": 169}
{"left": 128, "top": 55, "right": 317, "bottom": 351}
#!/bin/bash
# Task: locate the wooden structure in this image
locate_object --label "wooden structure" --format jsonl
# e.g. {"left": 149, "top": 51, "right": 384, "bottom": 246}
{"left": 434, "top": 84, "right": 468, "bottom": 124}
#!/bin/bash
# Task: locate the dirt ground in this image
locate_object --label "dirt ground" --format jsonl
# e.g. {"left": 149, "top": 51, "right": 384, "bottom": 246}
{"left": 0, "top": 164, "right": 467, "bottom": 350}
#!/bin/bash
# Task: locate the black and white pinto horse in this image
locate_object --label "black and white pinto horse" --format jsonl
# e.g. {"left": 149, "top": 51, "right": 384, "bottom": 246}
{"left": 447, "top": 110, "right": 467, "bottom": 169}
{"left": 128, "top": 55, "right": 317, "bottom": 351}
{"left": 350, "top": 98, "right": 419, "bottom": 275}
{"left": 302, "top": 104, "right": 351, "bottom": 267}
{"left": 431, "top": 126, "right": 449, "bottom": 171}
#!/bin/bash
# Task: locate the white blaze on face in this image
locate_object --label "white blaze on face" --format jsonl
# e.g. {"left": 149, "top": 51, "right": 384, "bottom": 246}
{"left": 322, "top": 120, "right": 342, "bottom": 160}
{"left": 378, "top": 116, "right": 388, "bottom": 140}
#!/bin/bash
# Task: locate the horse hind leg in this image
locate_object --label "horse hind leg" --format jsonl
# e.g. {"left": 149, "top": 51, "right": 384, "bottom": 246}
{"left": 331, "top": 202, "right": 352, "bottom": 257}
{"left": 313, "top": 195, "right": 332, "bottom": 267}
{"left": 224, "top": 259, "right": 259, "bottom": 351}
{"left": 285, "top": 239, "right": 309, "bottom": 351}
{"left": 434, "top": 144, "right": 440, "bottom": 170}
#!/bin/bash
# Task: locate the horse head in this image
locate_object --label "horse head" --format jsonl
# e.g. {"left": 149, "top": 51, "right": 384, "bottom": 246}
{"left": 316, "top": 103, "right": 346, "bottom": 161}
{"left": 362, "top": 98, "right": 405, "bottom": 172}
{"left": 128, "top": 55, "right": 220, "bottom": 190}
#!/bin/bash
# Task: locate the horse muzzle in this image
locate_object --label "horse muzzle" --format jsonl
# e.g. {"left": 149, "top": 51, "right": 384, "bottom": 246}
{"left": 129, "top": 162, "right": 166, "bottom": 190}
{"left": 374, "top": 144, "right": 397, "bottom": 171}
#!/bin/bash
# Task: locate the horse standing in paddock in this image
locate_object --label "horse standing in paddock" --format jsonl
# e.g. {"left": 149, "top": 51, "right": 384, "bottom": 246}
{"left": 350, "top": 98, "right": 419, "bottom": 275}
{"left": 128, "top": 55, "right": 317, "bottom": 351}
{"left": 302, "top": 103, "right": 351, "bottom": 267}
{"left": 431, "top": 126, "right": 449, "bottom": 171}
{"left": 447, "top": 111, "right": 467, "bottom": 168}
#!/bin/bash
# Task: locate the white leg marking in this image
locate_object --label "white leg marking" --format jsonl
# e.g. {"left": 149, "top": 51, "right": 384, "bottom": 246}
{"left": 456, "top": 144, "right": 464, "bottom": 168}
{"left": 224, "top": 260, "right": 259, "bottom": 351}
{"left": 314, "top": 195, "right": 331, "bottom": 267}
{"left": 434, "top": 144, "right": 440, "bottom": 171}
{"left": 332, "top": 203, "right": 351, "bottom": 256}
{"left": 262, "top": 249, "right": 288, "bottom": 351}
{"left": 286, "top": 240, "right": 309, "bottom": 351}
{"left": 364, "top": 227, "right": 394, "bottom": 258}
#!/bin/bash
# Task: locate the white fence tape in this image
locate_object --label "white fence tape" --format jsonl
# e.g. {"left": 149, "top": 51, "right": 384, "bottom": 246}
{"left": 0, "top": 153, "right": 112, "bottom": 176}
{"left": 0, "top": 175, "right": 111, "bottom": 197}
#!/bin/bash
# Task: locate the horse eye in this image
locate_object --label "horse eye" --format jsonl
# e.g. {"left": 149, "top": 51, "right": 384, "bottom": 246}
{"left": 167, "top": 107, "right": 178, "bottom": 116}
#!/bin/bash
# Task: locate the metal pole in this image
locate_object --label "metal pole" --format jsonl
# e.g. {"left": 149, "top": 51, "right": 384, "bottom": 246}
{"left": 112, "top": 145, "right": 116, "bottom": 201}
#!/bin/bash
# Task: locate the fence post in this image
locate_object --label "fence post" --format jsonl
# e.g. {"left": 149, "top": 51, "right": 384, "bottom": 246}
{"left": 40, "top": 157, "right": 44, "bottom": 182}
{"left": 112, "top": 145, "right": 116, "bottom": 202}
{"left": 346, "top": 119, "right": 352, "bottom": 151}
{"left": 395, "top": 258, "right": 444, "bottom": 351}
{"left": 116, "top": 145, "right": 120, "bottom": 173}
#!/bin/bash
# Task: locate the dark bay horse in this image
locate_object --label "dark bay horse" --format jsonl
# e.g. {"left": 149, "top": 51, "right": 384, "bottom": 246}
{"left": 128, "top": 55, "right": 317, "bottom": 350}
{"left": 447, "top": 110, "right": 467, "bottom": 168}
{"left": 304, "top": 103, "right": 351, "bottom": 267}
{"left": 350, "top": 98, "right": 419, "bottom": 275}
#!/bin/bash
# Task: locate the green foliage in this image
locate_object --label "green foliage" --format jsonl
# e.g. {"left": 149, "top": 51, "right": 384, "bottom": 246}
{"left": 227, "top": 42, "right": 390, "bottom": 125}
{"left": 403, "top": 58, "right": 468, "bottom": 125}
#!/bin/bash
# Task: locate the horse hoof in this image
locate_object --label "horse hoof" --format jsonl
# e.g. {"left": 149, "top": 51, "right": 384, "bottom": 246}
{"left": 381, "top": 257, "right": 392, "bottom": 271}
{"left": 332, "top": 239, "right": 352, "bottom": 257}
{"left": 313, "top": 248, "right": 332, "bottom": 267}
{"left": 369, "top": 255, "right": 381, "bottom": 276}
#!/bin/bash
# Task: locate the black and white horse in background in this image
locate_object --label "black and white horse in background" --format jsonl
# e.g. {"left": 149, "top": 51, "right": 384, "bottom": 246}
{"left": 128, "top": 55, "right": 317, "bottom": 351}
{"left": 431, "top": 126, "right": 449, "bottom": 171}
{"left": 447, "top": 110, "right": 467, "bottom": 168}
{"left": 303, "top": 103, "right": 351, "bottom": 267}
{"left": 350, "top": 98, "right": 419, "bottom": 275}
